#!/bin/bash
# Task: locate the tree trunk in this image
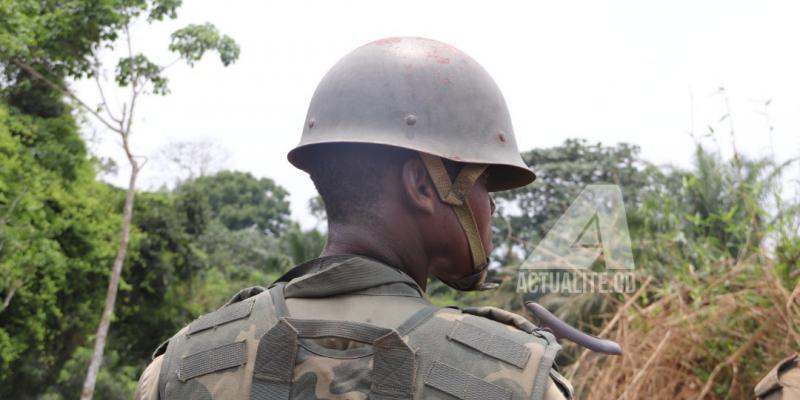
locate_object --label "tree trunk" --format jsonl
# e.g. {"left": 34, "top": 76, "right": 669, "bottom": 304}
{"left": 80, "top": 163, "right": 139, "bottom": 400}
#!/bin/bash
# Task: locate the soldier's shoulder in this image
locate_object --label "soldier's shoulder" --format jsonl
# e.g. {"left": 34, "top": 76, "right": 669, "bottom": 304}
{"left": 756, "top": 353, "right": 800, "bottom": 400}
{"left": 410, "top": 305, "right": 573, "bottom": 399}
{"left": 143, "top": 286, "right": 278, "bottom": 399}
{"left": 426, "top": 305, "right": 553, "bottom": 348}
{"left": 134, "top": 355, "right": 164, "bottom": 400}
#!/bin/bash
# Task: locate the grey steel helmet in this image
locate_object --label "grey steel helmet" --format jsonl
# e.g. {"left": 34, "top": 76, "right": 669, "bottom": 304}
{"left": 289, "top": 37, "right": 535, "bottom": 291}
{"left": 288, "top": 36, "right": 535, "bottom": 191}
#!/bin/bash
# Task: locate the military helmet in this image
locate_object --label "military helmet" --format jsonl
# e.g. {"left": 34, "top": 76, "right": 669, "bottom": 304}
{"left": 288, "top": 36, "right": 535, "bottom": 191}
{"left": 289, "top": 37, "right": 534, "bottom": 291}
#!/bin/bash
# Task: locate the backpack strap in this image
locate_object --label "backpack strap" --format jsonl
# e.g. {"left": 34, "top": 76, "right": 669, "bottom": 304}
{"left": 249, "top": 288, "right": 434, "bottom": 400}
{"left": 250, "top": 318, "right": 416, "bottom": 400}
{"left": 269, "top": 282, "right": 290, "bottom": 318}
{"left": 531, "top": 330, "right": 561, "bottom": 400}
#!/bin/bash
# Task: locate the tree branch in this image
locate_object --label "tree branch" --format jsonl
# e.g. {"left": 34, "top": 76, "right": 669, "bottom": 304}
{"left": 13, "top": 60, "right": 121, "bottom": 134}
{"left": 0, "top": 282, "right": 20, "bottom": 314}
{"left": 92, "top": 59, "right": 121, "bottom": 124}
{"left": 123, "top": 24, "right": 139, "bottom": 142}
{"left": 160, "top": 57, "right": 182, "bottom": 71}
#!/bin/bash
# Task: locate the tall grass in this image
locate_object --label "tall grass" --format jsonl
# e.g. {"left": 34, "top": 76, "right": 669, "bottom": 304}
{"left": 463, "top": 143, "right": 800, "bottom": 399}
{"left": 570, "top": 256, "right": 799, "bottom": 399}
{"left": 564, "top": 146, "right": 799, "bottom": 399}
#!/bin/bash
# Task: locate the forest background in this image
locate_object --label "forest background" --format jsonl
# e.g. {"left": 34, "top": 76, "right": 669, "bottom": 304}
{"left": 1, "top": 1, "right": 798, "bottom": 399}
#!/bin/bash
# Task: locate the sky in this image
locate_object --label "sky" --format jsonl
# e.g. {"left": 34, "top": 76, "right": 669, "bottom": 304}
{"left": 73, "top": 0, "right": 800, "bottom": 228}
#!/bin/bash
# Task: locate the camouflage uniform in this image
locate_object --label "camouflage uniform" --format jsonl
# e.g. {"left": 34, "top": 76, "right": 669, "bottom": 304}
{"left": 756, "top": 354, "right": 800, "bottom": 400}
{"left": 135, "top": 255, "right": 573, "bottom": 399}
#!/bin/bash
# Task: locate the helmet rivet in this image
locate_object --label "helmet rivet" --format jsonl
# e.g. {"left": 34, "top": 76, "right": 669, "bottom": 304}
{"left": 308, "top": 118, "right": 316, "bottom": 129}
{"left": 405, "top": 114, "right": 417, "bottom": 126}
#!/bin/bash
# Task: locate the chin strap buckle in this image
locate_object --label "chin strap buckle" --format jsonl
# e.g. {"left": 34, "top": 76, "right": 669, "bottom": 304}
{"left": 419, "top": 153, "right": 495, "bottom": 292}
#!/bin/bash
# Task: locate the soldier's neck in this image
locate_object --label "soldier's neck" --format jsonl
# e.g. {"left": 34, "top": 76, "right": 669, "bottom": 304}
{"left": 321, "top": 221, "right": 430, "bottom": 292}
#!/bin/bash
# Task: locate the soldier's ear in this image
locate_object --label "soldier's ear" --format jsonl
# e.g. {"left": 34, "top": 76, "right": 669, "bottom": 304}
{"left": 401, "top": 158, "right": 437, "bottom": 215}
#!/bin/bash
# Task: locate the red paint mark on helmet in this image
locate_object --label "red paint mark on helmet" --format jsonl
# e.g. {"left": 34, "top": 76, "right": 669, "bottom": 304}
{"left": 426, "top": 53, "right": 450, "bottom": 64}
{"left": 372, "top": 37, "right": 402, "bottom": 46}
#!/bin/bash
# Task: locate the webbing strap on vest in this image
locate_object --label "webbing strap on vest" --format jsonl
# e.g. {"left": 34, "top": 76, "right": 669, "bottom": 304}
{"left": 269, "top": 282, "right": 290, "bottom": 317}
{"left": 250, "top": 284, "right": 422, "bottom": 400}
{"left": 250, "top": 319, "right": 416, "bottom": 400}
{"left": 396, "top": 306, "right": 439, "bottom": 336}
{"left": 418, "top": 153, "right": 496, "bottom": 291}
{"left": 531, "top": 330, "right": 561, "bottom": 400}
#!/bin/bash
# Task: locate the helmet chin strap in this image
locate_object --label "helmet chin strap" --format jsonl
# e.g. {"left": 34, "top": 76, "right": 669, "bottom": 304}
{"left": 418, "top": 153, "right": 498, "bottom": 291}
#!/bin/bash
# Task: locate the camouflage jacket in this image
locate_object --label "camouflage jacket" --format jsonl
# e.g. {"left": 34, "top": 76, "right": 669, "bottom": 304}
{"left": 756, "top": 354, "right": 800, "bottom": 400}
{"left": 134, "top": 255, "right": 573, "bottom": 399}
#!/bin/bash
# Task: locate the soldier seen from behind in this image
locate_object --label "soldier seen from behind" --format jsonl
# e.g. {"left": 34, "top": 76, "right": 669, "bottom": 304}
{"left": 135, "top": 37, "right": 574, "bottom": 400}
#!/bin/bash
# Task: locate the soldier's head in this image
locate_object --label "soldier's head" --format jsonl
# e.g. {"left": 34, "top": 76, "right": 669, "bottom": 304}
{"left": 289, "top": 37, "right": 535, "bottom": 291}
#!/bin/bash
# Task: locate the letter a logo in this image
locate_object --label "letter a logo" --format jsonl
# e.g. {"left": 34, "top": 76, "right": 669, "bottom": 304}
{"left": 520, "top": 185, "right": 634, "bottom": 271}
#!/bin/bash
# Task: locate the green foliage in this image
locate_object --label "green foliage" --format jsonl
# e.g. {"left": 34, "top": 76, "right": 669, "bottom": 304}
{"left": 0, "top": 2, "right": 243, "bottom": 396}
{"left": 0, "top": 123, "right": 319, "bottom": 397}
{"left": 115, "top": 54, "right": 169, "bottom": 94}
{"left": 488, "top": 139, "right": 798, "bottom": 399}
{"left": 775, "top": 236, "right": 800, "bottom": 289}
{"left": 0, "top": 100, "right": 121, "bottom": 397}
{"left": 176, "top": 171, "right": 291, "bottom": 235}
{"left": 147, "top": 0, "right": 182, "bottom": 22}
{"left": 493, "top": 139, "right": 649, "bottom": 262}
{"left": 100, "top": 175, "right": 317, "bottom": 394}
{"left": 0, "top": 0, "right": 122, "bottom": 79}
{"left": 169, "top": 23, "right": 241, "bottom": 67}
{"left": 635, "top": 146, "right": 785, "bottom": 279}
{"left": 1, "top": 0, "right": 239, "bottom": 110}
{"left": 42, "top": 346, "right": 139, "bottom": 400}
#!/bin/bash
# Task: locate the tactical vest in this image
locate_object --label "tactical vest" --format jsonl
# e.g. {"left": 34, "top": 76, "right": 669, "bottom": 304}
{"left": 155, "top": 282, "right": 571, "bottom": 399}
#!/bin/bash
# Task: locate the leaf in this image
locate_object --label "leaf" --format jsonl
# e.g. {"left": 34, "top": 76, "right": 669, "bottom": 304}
{"left": 114, "top": 54, "right": 170, "bottom": 95}
{"left": 169, "top": 23, "right": 240, "bottom": 67}
{"left": 148, "top": 0, "right": 182, "bottom": 22}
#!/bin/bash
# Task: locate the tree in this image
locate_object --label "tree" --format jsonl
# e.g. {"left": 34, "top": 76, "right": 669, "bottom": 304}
{"left": 0, "top": 95, "right": 123, "bottom": 398}
{"left": 2, "top": 1, "right": 241, "bottom": 398}
{"left": 152, "top": 139, "right": 231, "bottom": 187}
{"left": 492, "top": 139, "right": 650, "bottom": 264}
{"left": 175, "top": 171, "right": 291, "bottom": 235}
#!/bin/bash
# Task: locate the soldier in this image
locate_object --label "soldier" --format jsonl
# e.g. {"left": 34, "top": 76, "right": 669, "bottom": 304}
{"left": 135, "top": 37, "right": 574, "bottom": 400}
{"left": 756, "top": 354, "right": 800, "bottom": 400}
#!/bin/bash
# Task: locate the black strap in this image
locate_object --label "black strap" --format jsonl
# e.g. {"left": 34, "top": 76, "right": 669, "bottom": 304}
{"left": 250, "top": 318, "right": 416, "bottom": 400}
{"left": 271, "top": 259, "right": 322, "bottom": 285}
